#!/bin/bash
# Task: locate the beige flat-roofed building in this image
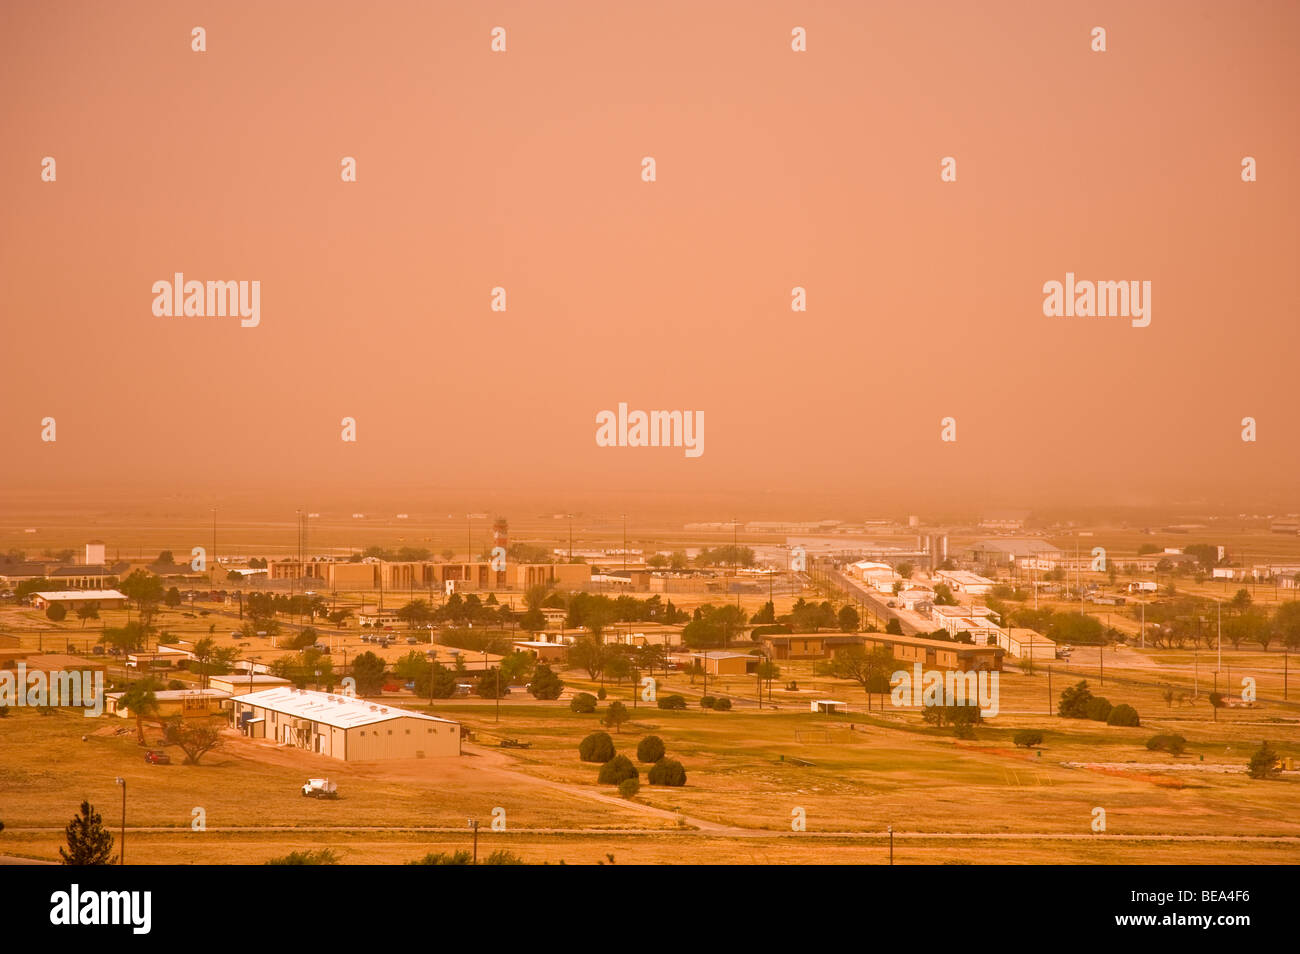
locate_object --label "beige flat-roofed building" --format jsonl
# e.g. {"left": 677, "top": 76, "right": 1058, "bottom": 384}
{"left": 231, "top": 687, "right": 460, "bottom": 760}
{"left": 209, "top": 673, "right": 292, "bottom": 695}
{"left": 31, "top": 589, "right": 128, "bottom": 610}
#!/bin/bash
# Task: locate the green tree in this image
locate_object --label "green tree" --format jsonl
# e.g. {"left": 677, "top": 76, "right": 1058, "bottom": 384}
{"left": 1013, "top": 730, "right": 1044, "bottom": 748}
{"left": 1274, "top": 601, "right": 1300, "bottom": 650}
{"left": 1247, "top": 740, "right": 1280, "bottom": 779}
{"left": 350, "top": 651, "right": 386, "bottom": 695}
{"left": 1146, "top": 733, "right": 1186, "bottom": 756}
{"left": 885, "top": 618, "right": 904, "bottom": 636}
{"left": 636, "top": 735, "right": 665, "bottom": 763}
{"left": 416, "top": 661, "right": 458, "bottom": 699}
{"left": 119, "top": 678, "right": 161, "bottom": 743}
{"left": 647, "top": 758, "right": 687, "bottom": 786}
{"left": 570, "top": 691, "right": 597, "bottom": 713}
{"left": 162, "top": 717, "right": 223, "bottom": 764}
{"left": 568, "top": 637, "right": 608, "bottom": 681}
{"left": 265, "top": 848, "right": 340, "bottom": 865}
{"left": 100, "top": 621, "right": 149, "bottom": 654}
{"left": 164, "top": 586, "right": 182, "bottom": 607}
{"left": 475, "top": 668, "right": 506, "bottom": 699}
{"left": 837, "top": 604, "right": 860, "bottom": 633}
{"left": 603, "top": 700, "right": 630, "bottom": 733}
{"left": 1106, "top": 703, "right": 1140, "bottom": 727}
{"left": 529, "top": 663, "right": 564, "bottom": 700}
{"left": 1058, "top": 680, "right": 1094, "bottom": 719}
{"left": 76, "top": 601, "right": 100, "bottom": 627}
{"left": 45, "top": 602, "right": 67, "bottom": 622}
{"left": 597, "top": 754, "right": 638, "bottom": 785}
{"left": 119, "top": 569, "right": 165, "bottom": 628}
{"left": 830, "top": 645, "right": 896, "bottom": 702}
{"left": 579, "top": 731, "right": 615, "bottom": 763}
{"left": 59, "top": 801, "right": 116, "bottom": 865}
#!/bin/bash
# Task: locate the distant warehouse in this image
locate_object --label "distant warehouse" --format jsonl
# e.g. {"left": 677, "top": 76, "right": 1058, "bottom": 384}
{"left": 231, "top": 687, "right": 461, "bottom": 760}
{"left": 30, "top": 589, "right": 127, "bottom": 610}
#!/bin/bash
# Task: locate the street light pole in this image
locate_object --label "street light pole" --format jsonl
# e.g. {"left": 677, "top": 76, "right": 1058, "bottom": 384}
{"left": 115, "top": 777, "right": 126, "bottom": 865}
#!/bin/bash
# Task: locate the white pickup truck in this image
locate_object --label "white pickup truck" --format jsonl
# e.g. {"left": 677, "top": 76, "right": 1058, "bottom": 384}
{"left": 301, "top": 778, "right": 338, "bottom": 799}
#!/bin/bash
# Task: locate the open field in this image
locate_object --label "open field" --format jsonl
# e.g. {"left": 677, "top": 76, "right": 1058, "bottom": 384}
{"left": 4, "top": 505, "right": 1300, "bottom": 864}
{"left": 3, "top": 660, "right": 1298, "bottom": 864}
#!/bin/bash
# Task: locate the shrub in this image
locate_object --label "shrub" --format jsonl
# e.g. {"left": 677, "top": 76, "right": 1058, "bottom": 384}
{"left": 657, "top": 694, "right": 687, "bottom": 710}
{"left": 569, "top": 692, "right": 597, "bottom": 714}
{"left": 578, "top": 731, "right": 615, "bottom": 763}
{"left": 603, "top": 700, "right": 630, "bottom": 732}
{"left": 1146, "top": 733, "right": 1186, "bottom": 756}
{"left": 1013, "top": 730, "right": 1044, "bottom": 748}
{"left": 529, "top": 664, "right": 564, "bottom": 700}
{"left": 407, "top": 850, "right": 472, "bottom": 865}
{"left": 483, "top": 849, "right": 525, "bottom": 865}
{"left": 953, "top": 723, "right": 976, "bottom": 739}
{"left": 1058, "top": 680, "right": 1094, "bottom": 718}
{"left": 1083, "top": 696, "right": 1113, "bottom": 722}
{"left": 618, "top": 777, "right": 640, "bottom": 799}
{"left": 597, "top": 686, "right": 607, "bottom": 701}
{"left": 1106, "top": 703, "right": 1140, "bottom": 727}
{"left": 700, "top": 695, "right": 716, "bottom": 709}
{"left": 648, "top": 758, "right": 687, "bottom": 787}
{"left": 46, "top": 603, "right": 67, "bottom": 622}
{"left": 1248, "top": 740, "right": 1280, "bottom": 779}
{"left": 598, "top": 754, "right": 638, "bottom": 785}
{"left": 266, "top": 848, "right": 339, "bottom": 865}
{"left": 713, "top": 697, "right": 732, "bottom": 711}
{"left": 636, "top": 735, "right": 666, "bottom": 763}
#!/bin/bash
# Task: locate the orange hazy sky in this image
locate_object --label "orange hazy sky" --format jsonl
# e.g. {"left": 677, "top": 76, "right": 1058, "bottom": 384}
{"left": 2, "top": 0, "right": 1297, "bottom": 514}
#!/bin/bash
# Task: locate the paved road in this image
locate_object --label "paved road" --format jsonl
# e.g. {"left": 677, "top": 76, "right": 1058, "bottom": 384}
{"left": 6, "top": 827, "right": 1297, "bottom": 842}
{"left": 826, "top": 568, "right": 925, "bottom": 635}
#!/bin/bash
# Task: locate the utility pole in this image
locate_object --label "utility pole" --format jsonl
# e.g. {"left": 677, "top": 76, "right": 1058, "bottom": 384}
{"left": 888, "top": 825, "right": 893, "bottom": 865}
{"left": 1047, "top": 666, "right": 1053, "bottom": 716}
{"left": 114, "top": 777, "right": 126, "bottom": 865}
{"left": 468, "top": 818, "right": 479, "bottom": 864}
{"left": 1217, "top": 599, "right": 1222, "bottom": 673}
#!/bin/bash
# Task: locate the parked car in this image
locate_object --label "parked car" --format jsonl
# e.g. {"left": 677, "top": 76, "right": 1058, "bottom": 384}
{"left": 301, "top": 778, "right": 338, "bottom": 799}
{"left": 144, "top": 750, "right": 171, "bottom": 765}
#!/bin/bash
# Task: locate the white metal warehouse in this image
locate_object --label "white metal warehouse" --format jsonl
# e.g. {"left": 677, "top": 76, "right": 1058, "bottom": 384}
{"left": 230, "top": 687, "right": 461, "bottom": 760}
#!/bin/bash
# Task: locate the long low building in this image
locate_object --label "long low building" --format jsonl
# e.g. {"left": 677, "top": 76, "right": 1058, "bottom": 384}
{"left": 30, "top": 589, "right": 128, "bottom": 610}
{"left": 762, "top": 633, "right": 869, "bottom": 660}
{"left": 765, "top": 632, "right": 1003, "bottom": 671}
{"left": 230, "top": 687, "right": 461, "bottom": 760}
{"left": 268, "top": 558, "right": 590, "bottom": 593}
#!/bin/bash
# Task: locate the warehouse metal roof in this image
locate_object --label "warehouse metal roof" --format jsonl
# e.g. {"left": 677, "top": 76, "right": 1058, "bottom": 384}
{"left": 229, "top": 687, "right": 458, "bottom": 730}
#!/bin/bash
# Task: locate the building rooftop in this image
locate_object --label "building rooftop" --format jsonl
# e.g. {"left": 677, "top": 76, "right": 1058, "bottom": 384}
{"left": 32, "top": 589, "right": 127, "bottom": 601}
{"left": 229, "top": 687, "right": 458, "bottom": 729}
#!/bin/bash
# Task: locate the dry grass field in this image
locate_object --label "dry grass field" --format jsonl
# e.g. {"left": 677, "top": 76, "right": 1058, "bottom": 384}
{"left": 3, "top": 658, "right": 1298, "bottom": 864}
{"left": 3, "top": 509, "right": 1299, "bottom": 864}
